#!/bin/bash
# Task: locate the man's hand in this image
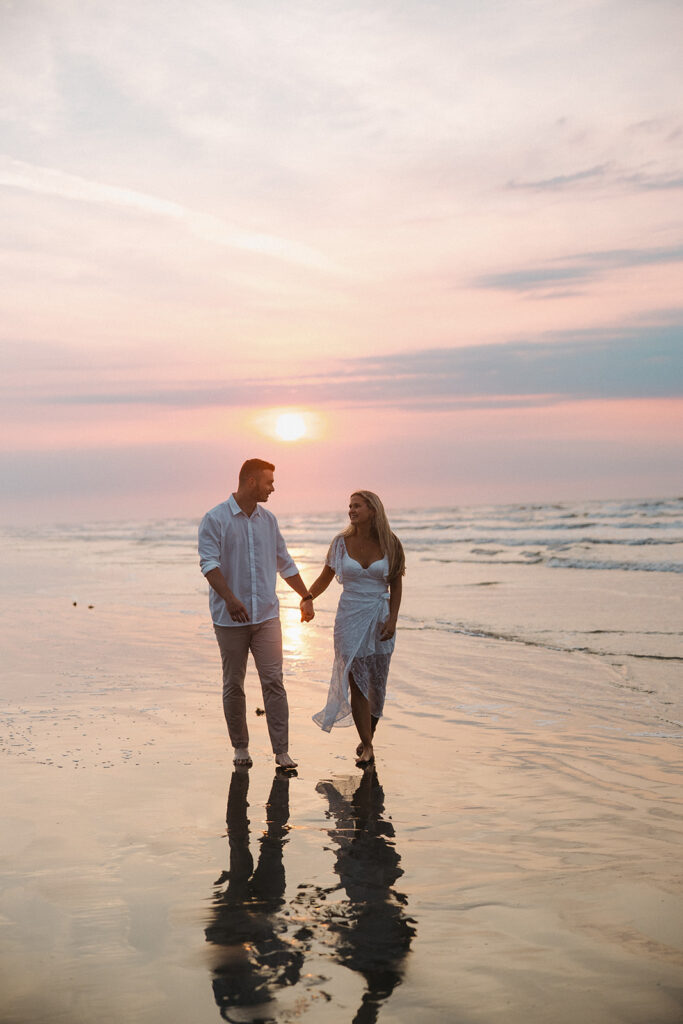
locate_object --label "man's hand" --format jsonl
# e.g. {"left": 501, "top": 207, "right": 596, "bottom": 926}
{"left": 226, "top": 596, "right": 250, "bottom": 623}
{"left": 300, "top": 597, "right": 315, "bottom": 623}
{"left": 205, "top": 569, "right": 250, "bottom": 624}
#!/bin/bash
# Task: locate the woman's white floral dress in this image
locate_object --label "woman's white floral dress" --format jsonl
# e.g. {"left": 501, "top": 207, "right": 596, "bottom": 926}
{"left": 313, "top": 537, "right": 395, "bottom": 731}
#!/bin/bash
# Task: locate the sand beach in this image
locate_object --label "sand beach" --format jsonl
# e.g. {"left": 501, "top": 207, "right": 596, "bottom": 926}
{"left": 1, "top": 501, "right": 682, "bottom": 1023}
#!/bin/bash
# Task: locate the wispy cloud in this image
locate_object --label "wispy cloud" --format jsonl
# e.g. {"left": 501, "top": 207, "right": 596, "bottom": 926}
{"left": 506, "top": 161, "right": 683, "bottom": 195}
{"left": 0, "top": 158, "right": 331, "bottom": 269}
{"left": 474, "top": 266, "right": 591, "bottom": 292}
{"left": 356, "top": 323, "right": 683, "bottom": 405}
{"left": 620, "top": 172, "right": 683, "bottom": 191}
{"left": 17, "top": 319, "right": 682, "bottom": 411}
{"left": 475, "top": 245, "right": 683, "bottom": 293}
{"left": 507, "top": 164, "right": 610, "bottom": 191}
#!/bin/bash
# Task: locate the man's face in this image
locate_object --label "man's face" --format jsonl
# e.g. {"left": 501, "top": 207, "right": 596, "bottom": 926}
{"left": 255, "top": 470, "right": 275, "bottom": 502}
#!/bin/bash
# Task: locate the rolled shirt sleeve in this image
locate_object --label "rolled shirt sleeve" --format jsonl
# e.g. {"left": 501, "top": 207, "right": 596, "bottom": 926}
{"left": 198, "top": 511, "right": 222, "bottom": 576}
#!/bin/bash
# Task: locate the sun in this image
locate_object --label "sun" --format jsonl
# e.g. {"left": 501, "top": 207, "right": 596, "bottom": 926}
{"left": 251, "top": 407, "right": 324, "bottom": 443}
{"left": 274, "top": 412, "right": 307, "bottom": 442}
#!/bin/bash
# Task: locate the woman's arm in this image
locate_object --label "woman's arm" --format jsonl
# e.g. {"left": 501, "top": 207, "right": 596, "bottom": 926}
{"left": 298, "top": 536, "right": 338, "bottom": 620}
{"left": 298, "top": 564, "right": 334, "bottom": 622}
{"left": 380, "top": 575, "right": 402, "bottom": 640}
{"left": 308, "top": 564, "right": 335, "bottom": 599}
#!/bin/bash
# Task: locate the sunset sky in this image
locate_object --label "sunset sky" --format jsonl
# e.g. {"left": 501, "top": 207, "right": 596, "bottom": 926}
{"left": 2, "top": 0, "right": 682, "bottom": 522}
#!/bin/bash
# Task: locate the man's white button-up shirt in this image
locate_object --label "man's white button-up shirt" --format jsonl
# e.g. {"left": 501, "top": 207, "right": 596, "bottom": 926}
{"left": 198, "top": 494, "right": 299, "bottom": 627}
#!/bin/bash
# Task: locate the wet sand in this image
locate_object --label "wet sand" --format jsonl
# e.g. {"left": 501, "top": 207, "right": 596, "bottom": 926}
{"left": 1, "top": 530, "right": 682, "bottom": 1022}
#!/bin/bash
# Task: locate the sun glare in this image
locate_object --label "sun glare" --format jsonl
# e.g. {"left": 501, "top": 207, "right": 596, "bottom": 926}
{"left": 251, "top": 407, "right": 324, "bottom": 443}
{"left": 275, "top": 412, "right": 307, "bottom": 442}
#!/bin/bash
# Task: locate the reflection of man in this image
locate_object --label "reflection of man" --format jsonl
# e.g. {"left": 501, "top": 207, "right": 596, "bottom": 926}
{"left": 205, "top": 770, "right": 305, "bottom": 1019}
{"left": 198, "top": 459, "right": 314, "bottom": 769}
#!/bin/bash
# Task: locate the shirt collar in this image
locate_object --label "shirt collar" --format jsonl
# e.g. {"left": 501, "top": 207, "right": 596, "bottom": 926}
{"left": 228, "top": 493, "right": 262, "bottom": 518}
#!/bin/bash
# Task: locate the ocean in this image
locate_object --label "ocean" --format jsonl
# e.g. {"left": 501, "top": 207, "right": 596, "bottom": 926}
{"left": 4, "top": 494, "right": 680, "bottom": 723}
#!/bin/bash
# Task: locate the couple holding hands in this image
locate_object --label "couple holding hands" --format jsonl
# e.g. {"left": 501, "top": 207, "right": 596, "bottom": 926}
{"left": 198, "top": 459, "right": 405, "bottom": 771}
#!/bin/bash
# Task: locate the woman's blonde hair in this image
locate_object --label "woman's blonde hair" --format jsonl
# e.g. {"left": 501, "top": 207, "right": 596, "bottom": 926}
{"left": 342, "top": 490, "right": 405, "bottom": 581}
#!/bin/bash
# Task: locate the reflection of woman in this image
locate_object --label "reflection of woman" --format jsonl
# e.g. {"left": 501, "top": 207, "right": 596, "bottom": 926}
{"left": 316, "top": 770, "right": 416, "bottom": 1023}
{"left": 308, "top": 491, "right": 405, "bottom": 767}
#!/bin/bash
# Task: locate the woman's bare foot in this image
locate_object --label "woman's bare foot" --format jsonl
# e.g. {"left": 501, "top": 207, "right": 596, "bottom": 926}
{"left": 355, "top": 744, "right": 374, "bottom": 767}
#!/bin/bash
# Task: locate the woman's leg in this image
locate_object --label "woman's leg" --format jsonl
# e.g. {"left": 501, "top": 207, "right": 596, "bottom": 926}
{"left": 356, "top": 715, "right": 378, "bottom": 756}
{"left": 349, "top": 672, "right": 374, "bottom": 762}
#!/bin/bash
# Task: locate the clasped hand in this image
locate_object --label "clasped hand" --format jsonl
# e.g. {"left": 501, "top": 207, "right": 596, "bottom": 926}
{"left": 300, "top": 597, "right": 315, "bottom": 623}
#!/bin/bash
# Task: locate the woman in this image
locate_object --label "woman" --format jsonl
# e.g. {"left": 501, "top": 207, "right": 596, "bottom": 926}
{"left": 306, "top": 491, "right": 405, "bottom": 767}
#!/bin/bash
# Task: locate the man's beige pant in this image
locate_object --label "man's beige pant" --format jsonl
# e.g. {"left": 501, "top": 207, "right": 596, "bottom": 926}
{"left": 213, "top": 617, "right": 289, "bottom": 754}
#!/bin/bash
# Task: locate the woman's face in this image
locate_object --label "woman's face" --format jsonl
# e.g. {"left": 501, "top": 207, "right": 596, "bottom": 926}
{"left": 348, "top": 494, "right": 374, "bottom": 527}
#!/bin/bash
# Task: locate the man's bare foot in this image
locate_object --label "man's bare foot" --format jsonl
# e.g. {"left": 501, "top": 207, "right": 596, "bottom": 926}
{"left": 275, "top": 752, "right": 298, "bottom": 770}
{"left": 233, "top": 747, "right": 252, "bottom": 768}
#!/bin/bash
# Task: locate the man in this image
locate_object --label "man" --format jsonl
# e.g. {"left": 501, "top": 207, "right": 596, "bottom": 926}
{"left": 198, "top": 459, "right": 314, "bottom": 770}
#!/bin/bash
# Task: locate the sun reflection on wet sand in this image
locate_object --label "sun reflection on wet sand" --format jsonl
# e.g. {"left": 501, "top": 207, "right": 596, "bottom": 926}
{"left": 280, "top": 604, "right": 317, "bottom": 668}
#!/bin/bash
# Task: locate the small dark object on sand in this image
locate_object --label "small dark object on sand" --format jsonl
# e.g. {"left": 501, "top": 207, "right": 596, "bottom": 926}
{"left": 255, "top": 707, "right": 266, "bottom": 716}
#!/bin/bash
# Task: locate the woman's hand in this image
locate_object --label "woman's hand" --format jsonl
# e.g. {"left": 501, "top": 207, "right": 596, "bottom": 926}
{"left": 379, "top": 618, "right": 396, "bottom": 641}
{"left": 300, "top": 596, "right": 315, "bottom": 623}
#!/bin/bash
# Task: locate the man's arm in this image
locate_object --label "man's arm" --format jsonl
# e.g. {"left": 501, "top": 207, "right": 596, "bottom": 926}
{"left": 275, "top": 522, "right": 314, "bottom": 620}
{"left": 205, "top": 568, "right": 250, "bottom": 623}
{"left": 199, "top": 512, "right": 250, "bottom": 623}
